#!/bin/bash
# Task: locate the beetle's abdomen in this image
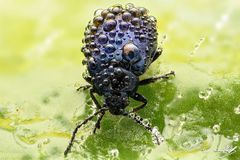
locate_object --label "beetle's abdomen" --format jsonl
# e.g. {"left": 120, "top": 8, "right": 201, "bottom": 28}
{"left": 81, "top": 4, "right": 158, "bottom": 76}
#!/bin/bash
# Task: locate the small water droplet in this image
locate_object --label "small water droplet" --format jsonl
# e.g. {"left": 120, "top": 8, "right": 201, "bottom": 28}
{"left": 151, "top": 127, "right": 164, "bottom": 145}
{"left": 43, "top": 138, "right": 50, "bottom": 144}
{"left": 233, "top": 133, "right": 239, "bottom": 142}
{"left": 199, "top": 87, "right": 213, "bottom": 100}
{"left": 108, "top": 148, "right": 119, "bottom": 158}
{"left": 234, "top": 105, "right": 240, "bottom": 114}
{"left": 213, "top": 124, "right": 221, "bottom": 133}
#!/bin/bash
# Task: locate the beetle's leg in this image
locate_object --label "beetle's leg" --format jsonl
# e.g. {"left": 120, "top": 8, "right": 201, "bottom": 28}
{"left": 76, "top": 85, "right": 92, "bottom": 91}
{"left": 152, "top": 47, "right": 163, "bottom": 63}
{"left": 139, "top": 71, "right": 175, "bottom": 85}
{"left": 93, "top": 111, "right": 105, "bottom": 134}
{"left": 90, "top": 88, "right": 101, "bottom": 109}
{"left": 76, "top": 74, "right": 92, "bottom": 91}
{"left": 64, "top": 108, "right": 108, "bottom": 157}
{"left": 122, "top": 111, "right": 164, "bottom": 145}
{"left": 130, "top": 93, "right": 148, "bottom": 112}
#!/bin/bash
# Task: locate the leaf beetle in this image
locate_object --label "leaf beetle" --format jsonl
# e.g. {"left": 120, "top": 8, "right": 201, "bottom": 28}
{"left": 65, "top": 3, "right": 175, "bottom": 156}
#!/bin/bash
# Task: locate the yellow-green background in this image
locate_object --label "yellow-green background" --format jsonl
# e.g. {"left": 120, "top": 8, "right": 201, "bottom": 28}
{"left": 0, "top": 0, "right": 240, "bottom": 160}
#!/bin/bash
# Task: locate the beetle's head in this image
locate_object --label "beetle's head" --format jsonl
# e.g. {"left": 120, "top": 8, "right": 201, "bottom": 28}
{"left": 105, "top": 92, "right": 129, "bottom": 115}
{"left": 93, "top": 66, "right": 138, "bottom": 115}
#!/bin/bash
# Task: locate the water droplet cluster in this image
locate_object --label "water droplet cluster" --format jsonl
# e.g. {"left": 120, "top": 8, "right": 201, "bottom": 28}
{"left": 151, "top": 127, "right": 165, "bottom": 145}
{"left": 81, "top": 4, "right": 158, "bottom": 76}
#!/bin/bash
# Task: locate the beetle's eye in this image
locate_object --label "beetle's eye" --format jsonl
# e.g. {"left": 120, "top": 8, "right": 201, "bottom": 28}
{"left": 123, "top": 43, "right": 139, "bottom": 59}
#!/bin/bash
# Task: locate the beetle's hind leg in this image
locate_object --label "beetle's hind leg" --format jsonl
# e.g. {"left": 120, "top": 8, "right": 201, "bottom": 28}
{"left": 64, "top": 108, "right": 108, "bottom": 157}
{"left": 122, "top": 111, "right": 164, "bottom": 145}
{"left": 93, "top": 111, "right": 105, "bottom": 134}
{"left": 130, "top": 93, "right": 148, "bottom": 112}
{"left": 139, "top": 71, "right": 175, "bottom": 85}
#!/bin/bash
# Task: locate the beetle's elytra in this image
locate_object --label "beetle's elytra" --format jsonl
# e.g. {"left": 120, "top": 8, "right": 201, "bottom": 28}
{"left": 64, "top": 4, "right": 175, "bottom": 156}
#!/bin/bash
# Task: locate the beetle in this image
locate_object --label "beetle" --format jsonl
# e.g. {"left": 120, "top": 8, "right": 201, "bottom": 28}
{"left": 64, "top": 3, "right": 175, "bottom": 156}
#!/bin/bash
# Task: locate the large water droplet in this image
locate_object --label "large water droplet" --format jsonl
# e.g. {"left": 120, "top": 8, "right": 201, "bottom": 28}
{"left": 105, "top": 44, "right": 116, "bottom": 53}
{"left": 122, "top": 12, "right": 132, "bottom": 22}
{"left": 98, "top": 34, "right": 108, "bottom": 44}
{"left": 103, "top": 20, "right": 117, "bottom": 32}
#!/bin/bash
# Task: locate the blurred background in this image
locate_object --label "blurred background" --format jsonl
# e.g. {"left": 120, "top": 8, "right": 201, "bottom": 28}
{"left": 0, "top": 0, "right": 240, "bottom": 160}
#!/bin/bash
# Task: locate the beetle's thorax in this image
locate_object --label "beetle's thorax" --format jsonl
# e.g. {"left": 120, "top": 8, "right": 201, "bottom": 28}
{"left": 93, "top": 65, "right": 138, "bottom": 95}
{"left": 92, "top": 65, "right": 138, "bottom": 114}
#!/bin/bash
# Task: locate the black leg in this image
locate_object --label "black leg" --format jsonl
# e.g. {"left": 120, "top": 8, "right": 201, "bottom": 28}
{"left": 90, "top": 88, "right": 101, "bottom": 109}
{"left": 152, "top": 47, "right": 163, "bottom": 63}
{"left": 64, "top": 108, "right": 108, "bottom": 157}
{"left": 93, "top": 111, "right": 105, "bottom": 134}
{"left": 130, "top": 93, "right": 147, "bottom": 112}
{"left": 76, "top": 85, "right": 92, "bottom": 91}
{"left": 139, "top": 71, "right": 175, "bottom": 85}
{"left": 76, "top": 74, "right": 92, "bottom": 91}
{"left": 122, "top": 111, "right": 164, "bottom": 145}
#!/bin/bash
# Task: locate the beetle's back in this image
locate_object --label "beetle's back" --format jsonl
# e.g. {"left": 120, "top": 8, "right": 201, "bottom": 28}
{"left": 81, "top": 4, "right": 159, "bottom": 77}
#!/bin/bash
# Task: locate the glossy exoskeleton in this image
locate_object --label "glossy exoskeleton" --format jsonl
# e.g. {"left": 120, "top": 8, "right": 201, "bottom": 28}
{"left": 64, "top": 4, "right": 175, "bottom": 156}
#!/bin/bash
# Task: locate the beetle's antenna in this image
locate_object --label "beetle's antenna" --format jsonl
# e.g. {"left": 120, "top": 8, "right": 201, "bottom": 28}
{"left": 64, "top": 108, "right": 108, "bottom": 157}
{"left": 123, "top": 112, "right": 164, "bottom": 145}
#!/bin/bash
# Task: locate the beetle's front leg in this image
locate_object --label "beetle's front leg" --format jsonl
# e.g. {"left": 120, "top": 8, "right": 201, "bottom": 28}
{"left": 76, "top": 73, "right": 92, "bottom": 91}
{"left": 90, "top": 88, "right": 101, "bottom": 109}
{"left": 139, "top": 71, "right": 175, "bottom": 85}
{"left": 130, "top": 93, "right": 148, "bottom": 112}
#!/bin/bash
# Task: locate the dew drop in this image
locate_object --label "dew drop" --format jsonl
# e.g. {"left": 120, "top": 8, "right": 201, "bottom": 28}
{"left": 233, "top": 133, "right": 239, "bottom": 142}
{"left": 119, "top": 21, "right": 129, "bottom": 31}
{"left": 151, "top": 126, "right": 164, "bottom": 145}
{"left": 103, "top": 20, "right": 117, "bottom": 32}
{"left": 106, "top": 13, "right": 115, "bottom": 19}
{"left": 105, "top": 44, "right": 116, "bottom": 53}
{"left": 98, "top": 34, "right": 108, "bottom": 44}
{"left": 93, "top": 16, "right": 104, "bottom": 27}
{"left": 212, "top": 124, "right": 221, "bottom": 133}
{"left": 122, "top": 12, "right": 132, "bottom": 22}
{"left": 199, "top": 87, "right": 213, "bottom": 100}
{"left": 131, "top": 17, "right": 140, "bottom": 26}
{"left": 108, "top": 148, "right": 119, "bottom": 158}
{"left": 94, "top": 9, "right": 103, "bottom": 16}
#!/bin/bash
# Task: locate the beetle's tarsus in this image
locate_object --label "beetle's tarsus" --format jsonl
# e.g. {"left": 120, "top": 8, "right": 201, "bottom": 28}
{"left": 76, "top": 85, "right": 92, "bottom": 91}
{"left": 139, "top": 71, "right": 175, "bottom": 85}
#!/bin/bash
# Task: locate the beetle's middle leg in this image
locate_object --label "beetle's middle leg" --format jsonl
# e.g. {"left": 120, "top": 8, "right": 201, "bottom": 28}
{"left": 131, "top": 93, "right": 148, "bottom": 112}
{"left": 139, "top": 71, "right": 175, "bottom": 85}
